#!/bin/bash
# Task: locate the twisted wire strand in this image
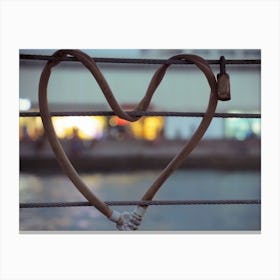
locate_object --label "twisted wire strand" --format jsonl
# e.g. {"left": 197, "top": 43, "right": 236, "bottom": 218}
{"left": 20, "top": 200, "right": 261, "bottom": 208}
{"left": 20, "top": 54, "right": 261, "bottom": 65}
{"left": 19, "top": 111, "right": 261, "bottom": 118}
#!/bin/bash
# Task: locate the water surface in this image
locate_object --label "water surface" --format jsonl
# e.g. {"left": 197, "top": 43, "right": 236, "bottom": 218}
{"left": 20, "top": 170, "right": 261, "bottom": 231}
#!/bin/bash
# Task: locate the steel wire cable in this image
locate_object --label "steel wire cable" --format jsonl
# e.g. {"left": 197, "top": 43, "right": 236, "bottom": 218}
{"left": 20, "top": 199, "right": 261, "bottom": 208}
{"left": 20, "top": 54, "right": 261, "bottom": 65}
{"left": 19, "top": 111, "right": 261, "bottom": 118}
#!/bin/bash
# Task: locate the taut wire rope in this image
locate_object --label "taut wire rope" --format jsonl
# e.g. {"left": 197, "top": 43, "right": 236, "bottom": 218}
{"left": 20, "top": 54, "right": 261, "bottom": 65}
{"left": 20, "top": 200, "right": 261, "bottom": 208}
{"left": 38, "top": 49, "right": 229, "bottom": 230}
{"left": 20, "top": 111, "right": 261, "bottom": 118}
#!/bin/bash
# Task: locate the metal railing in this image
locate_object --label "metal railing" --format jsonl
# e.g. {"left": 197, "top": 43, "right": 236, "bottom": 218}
{"left": 19, "top": 54, "right": 261, "bottom": 210}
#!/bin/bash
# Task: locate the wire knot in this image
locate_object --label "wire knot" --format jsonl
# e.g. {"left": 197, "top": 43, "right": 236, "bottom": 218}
{"left": 109, "top": 207, "right": 146, "bottom": 231}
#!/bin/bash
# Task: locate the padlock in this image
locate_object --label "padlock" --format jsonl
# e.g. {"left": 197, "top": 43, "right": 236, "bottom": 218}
{"left": 217, "top": 72, "right": 231, "bottom": 101}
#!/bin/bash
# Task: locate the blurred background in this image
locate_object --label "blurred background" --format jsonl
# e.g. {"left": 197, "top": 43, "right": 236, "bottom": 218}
{"left": 19, "top": 49, "right": 261, "bottom": 231}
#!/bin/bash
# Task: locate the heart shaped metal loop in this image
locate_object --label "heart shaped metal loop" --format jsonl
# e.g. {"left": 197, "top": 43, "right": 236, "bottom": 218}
{"left": 38, "top": 49, "right": 218, "bottom": 230}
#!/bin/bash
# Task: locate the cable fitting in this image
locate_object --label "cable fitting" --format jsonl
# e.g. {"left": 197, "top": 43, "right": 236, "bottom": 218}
{"left": 109, "top": 206, "right": 146, "bottom": 230}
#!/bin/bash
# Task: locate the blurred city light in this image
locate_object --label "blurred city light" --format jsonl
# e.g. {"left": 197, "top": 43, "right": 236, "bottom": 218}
{"left": 19, "top": 98, "right": 31, "bottom": 111}
{"left": 52, "top": 116, "right": 105, "bottom": 140}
